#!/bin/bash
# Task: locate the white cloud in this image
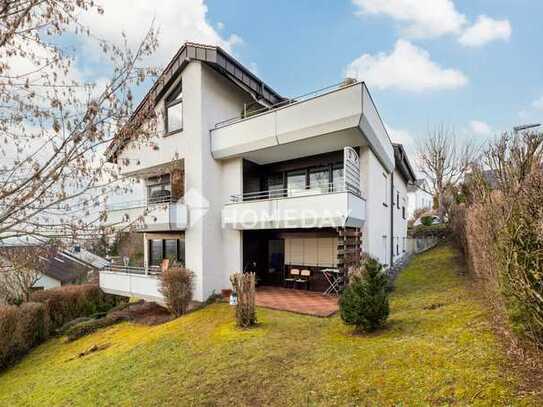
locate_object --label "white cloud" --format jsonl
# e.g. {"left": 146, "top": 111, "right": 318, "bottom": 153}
{"left": 345, "top": 40, "right": 468, "bottom": 92}
{"left": 532, "top": 96, "right": 543, "bottom": 111}
{"left": 469, "top": 120, "right": 492, "bottom": 136}
{"left": 386, "top": 124, "right": 413, "bottom": 146}
{"left": 352, "top": 0, "right": 466, "bottom": 38}
{"left": 79, "top": 0, "right": 241, "bottom": 66}
{"left": 459, "top": 15, "right": 511, "bottom": 47}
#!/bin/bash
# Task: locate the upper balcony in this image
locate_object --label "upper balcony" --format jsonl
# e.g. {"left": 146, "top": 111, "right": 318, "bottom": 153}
{"left": 210, "top": 81, "right": 395, "bottom": 172}
{"left": 222, "top": 179, "right": 366, "bottom": 230}
{"left": 105, "top": 196, "right": 188, "bottom": 232}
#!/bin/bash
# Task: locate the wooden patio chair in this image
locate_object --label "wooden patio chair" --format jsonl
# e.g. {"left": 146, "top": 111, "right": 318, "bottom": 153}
{"left": 284, "top": 268, "right": 299, "bottom": 288}
{"left": 297, "top": 269, "right": 311, "bottom": 290}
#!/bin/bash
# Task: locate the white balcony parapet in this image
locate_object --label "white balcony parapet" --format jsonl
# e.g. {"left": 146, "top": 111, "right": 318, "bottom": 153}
{"left": 100, "top": 268, "right": 164, "bottom": 304}
{"left": 211, "top": 81, "right": 395, "bottom": 172}
{"left": 104, "top": 198, "right": 188, "bottom": 232}
{"left": 222, "top": 185, "right": 366, "bottom": 230}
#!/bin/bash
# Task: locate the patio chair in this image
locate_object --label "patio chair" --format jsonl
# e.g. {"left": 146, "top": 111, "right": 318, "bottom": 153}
{"left": 296, "top": 269, "right": 311, "bottom": 290}
{"left": 284, "top": 268, "right": 300, "bottom": 288}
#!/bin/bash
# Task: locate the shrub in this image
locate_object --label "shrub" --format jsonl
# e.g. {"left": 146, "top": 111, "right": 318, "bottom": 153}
{"left": 65, "top": 314, "right": 127, "bottom": 342}
{"left": 30, "top": 284, "right": 118, "bottom": 330}
{"left": 160, "top": 266, "right": 193, "bottom": 317}
{"left": 230, "top": 272, "right": 256, "bottom": 328}
{"left": 420, "top": 215, "right": 434, "bottom": 226}
{"left": 14, "top": 302, "right": 49, "bottom": 353}
{"left": 0, "top": 306, "right": 18, "bottom": 369}
{"left": 340, "top": 259, "right": 389, "bottom": 333}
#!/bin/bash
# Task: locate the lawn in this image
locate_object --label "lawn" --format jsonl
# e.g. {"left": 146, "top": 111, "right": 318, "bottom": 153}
{"left": 0, "top": 244, "right": 538, "bottom": 406}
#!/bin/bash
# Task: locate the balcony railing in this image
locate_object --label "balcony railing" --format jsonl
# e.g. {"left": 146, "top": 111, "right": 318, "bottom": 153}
{"left": 215, "top": 81, "right": 354, "bottom": 129}
{"left": 104, "top": 264, "right": 161, "bottom": 275}
{"left": 107, "top": 195, "right": 174, "bottom": 211}
{"left": 228, "top": 178, "right": 361, "bottom": 204}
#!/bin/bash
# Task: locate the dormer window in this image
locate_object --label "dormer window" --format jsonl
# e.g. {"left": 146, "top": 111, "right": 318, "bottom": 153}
{"left": 165, "top": 82, "right": 183, "bottom": 135}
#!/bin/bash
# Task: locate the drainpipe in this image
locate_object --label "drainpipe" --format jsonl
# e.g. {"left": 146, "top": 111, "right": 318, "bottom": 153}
{"left": 390, "top": 172, "right": 394, "bottom": 268}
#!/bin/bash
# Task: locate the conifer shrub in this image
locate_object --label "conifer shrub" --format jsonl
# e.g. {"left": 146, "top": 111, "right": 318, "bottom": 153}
{"left": 340, "top": 259, "right": 389, "bottom": 333}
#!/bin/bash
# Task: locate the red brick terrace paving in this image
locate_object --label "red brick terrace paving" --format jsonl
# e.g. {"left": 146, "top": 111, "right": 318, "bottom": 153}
{"left": 255, "top": 286, "right": 339, "bottom": 317}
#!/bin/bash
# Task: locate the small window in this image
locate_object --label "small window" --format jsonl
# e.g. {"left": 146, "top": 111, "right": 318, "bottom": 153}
{"left": 383, "top": 173, "right": 388, "bottom": 205}
{"left": 397, "top": 191, "right": 400, "bottom": 209}
{"left": 165, "top": 82, "right": 183, "bottom": 134}
{"left": 402, "top": 206, "right": 406, "bottom": 219}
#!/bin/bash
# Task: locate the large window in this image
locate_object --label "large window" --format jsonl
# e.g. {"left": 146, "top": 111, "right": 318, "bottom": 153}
{"left": 309, "top": 167, "right": 330, "bottom": 193}
{"left": 267, "top": 174, "right": 284, "bottom": 198}
{"left": 149, "top": 238, "right": 185, "bottom": 267}
{"left": 165, "top": 82, "right": 183, "bottom": 134}
{"left": 147, "top": 174, "right": 171, "bottom": 204}
{"left": 287, "top": 170, "right": 307, "bottom": 196}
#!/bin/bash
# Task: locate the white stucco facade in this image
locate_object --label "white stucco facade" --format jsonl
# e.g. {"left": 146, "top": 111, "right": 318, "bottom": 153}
{"left": 101, "top": 43, "right": 415, "bottom": 302}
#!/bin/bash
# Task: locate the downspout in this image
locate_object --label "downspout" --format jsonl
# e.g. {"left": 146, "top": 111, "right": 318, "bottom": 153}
{"left": 390, "top": 172, "right": 394, "bottom": 267}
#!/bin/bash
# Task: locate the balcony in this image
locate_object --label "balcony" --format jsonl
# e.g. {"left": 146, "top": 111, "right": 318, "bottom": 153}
{"left": 105, "top": 197, "right": 188, "bottom": 232}
{"left": 99, "top": 265, "right": 164, "bottom": 304}
{"left": 210, "top": 81, "right": 395, "bottom": 172}
{"left": 222, "top": 181, "right": 366, "bottom": 230}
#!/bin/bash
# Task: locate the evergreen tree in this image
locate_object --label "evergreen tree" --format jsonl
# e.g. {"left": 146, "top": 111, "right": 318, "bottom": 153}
{"left": 339, "top": 258, "right": 389, "bottom": 332}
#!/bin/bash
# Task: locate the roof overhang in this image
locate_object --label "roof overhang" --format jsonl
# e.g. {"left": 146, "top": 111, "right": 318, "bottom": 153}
{"left": 393, "top": 143, "right": 417, "bottom": 184}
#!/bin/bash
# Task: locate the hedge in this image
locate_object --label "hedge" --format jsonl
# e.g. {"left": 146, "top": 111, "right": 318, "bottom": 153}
{"left": 1, "top": 284, "right": 123, "bottom": 371}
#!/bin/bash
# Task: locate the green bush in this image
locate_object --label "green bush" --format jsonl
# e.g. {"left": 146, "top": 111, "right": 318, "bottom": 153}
{"left": 340, "top": 259, "right": 389, "bottom": 333}
{"left": 30, "top": 284, "right": 119, "bottom": 330}
{"left": 420, "top": 216, "right": 435, "bottom": 226}
{"left": 65, "top": 314, "right": 127, "bottom": 342}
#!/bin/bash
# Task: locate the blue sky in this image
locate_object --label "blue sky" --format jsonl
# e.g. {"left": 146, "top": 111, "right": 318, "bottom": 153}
{"left": 77, "top": 0, "right": 543, "bottom": 151}
{"left": 202, "top": 0, "right": 543, "bottom": 147}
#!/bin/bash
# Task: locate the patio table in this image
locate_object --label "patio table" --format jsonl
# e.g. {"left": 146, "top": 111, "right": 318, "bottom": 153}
{"left": 320, "top": 268, "right": 342, "bottom": 296}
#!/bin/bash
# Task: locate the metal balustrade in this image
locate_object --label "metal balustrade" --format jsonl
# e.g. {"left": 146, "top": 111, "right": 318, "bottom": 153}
{"left": 228, "top": 178, "right": 361, "bottom": 204}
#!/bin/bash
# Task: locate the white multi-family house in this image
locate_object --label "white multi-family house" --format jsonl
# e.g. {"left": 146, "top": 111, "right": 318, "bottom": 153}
{"left": 407, "top": 179, "right": 434, "bottom": 220}
{"left": 100, "top": 42, "right": 416, "bottom": 303}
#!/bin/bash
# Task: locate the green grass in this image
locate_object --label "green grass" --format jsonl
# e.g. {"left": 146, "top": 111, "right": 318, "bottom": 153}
{"left": 0, "top": 244, "right": 538, "bottom": 406}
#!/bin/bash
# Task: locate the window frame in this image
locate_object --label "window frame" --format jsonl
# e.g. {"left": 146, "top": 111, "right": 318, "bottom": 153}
{"left": 164, "top": 82, "right": 183, "bottom": 136}
{"left": 148, "top": 238, "right": 185, "bottom": 267}
{"left": 147, "top": 174, "right": 171, "bottom": 205}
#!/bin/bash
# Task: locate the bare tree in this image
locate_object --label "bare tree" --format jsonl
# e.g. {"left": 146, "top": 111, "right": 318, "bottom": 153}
{"left": 0, "top": 0, "right": 159, "bottom": 243}
{"left": 0, "top": 245, "right": 52, "bottom": 303}
{"left": 417, "top": 125, "right": 478, "bottom": 219}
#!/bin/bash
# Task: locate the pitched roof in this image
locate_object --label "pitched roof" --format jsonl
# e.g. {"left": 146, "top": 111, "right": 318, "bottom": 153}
{"left": 106, "top": 42, "right": 285, "bottom": 162}
{"left": 0, "top": 245, "right": 92, "bottom": 284}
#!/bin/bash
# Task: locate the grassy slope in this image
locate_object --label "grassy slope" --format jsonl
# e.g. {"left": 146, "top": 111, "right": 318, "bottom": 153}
{"left": 0, "top": 245, "right": 538, "bottom": 406}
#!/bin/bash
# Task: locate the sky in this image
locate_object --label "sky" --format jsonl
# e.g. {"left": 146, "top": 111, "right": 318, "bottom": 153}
{"left": 73, "top": 0, "right": 543, "bottom": 156}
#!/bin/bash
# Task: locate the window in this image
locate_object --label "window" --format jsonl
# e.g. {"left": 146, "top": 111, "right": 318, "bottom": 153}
{"left": 287, "top": 170, "right": 307, "bottom": 196}
{"left": 147, "top": 174, "right": 171, "bottom": 204}
{"left": 309, "top": 167, "right": 330, "bottom": 193}
{"left": 165, "top": 82, "right": 183, "bottom": 134}
{"left": 332, "top": 165, "right": 343, "bottom": 191}
{"left": 396, "top": 237, "right": 399, "bottom": 256}
{"left": 396, "top": 191, "right": 400, "bottom": 209}
{"left": 267, "top": 174, "right": 284, "bottom": 198}
{"left": 402, "top": 206, "right": 406, "bottom": 219}
{"left": 149, "top": 238, "right": 185, "bottom": 266}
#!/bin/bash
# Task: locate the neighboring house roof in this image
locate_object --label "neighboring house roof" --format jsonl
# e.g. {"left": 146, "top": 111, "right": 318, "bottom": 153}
{"left": 65, "top": 245, "right": 110, "bottom": 270}
{"left": 392, "top": 144, "right": 417, "bottom": 184}
{"left": 0, "top": 245, "right": 92, "bottom": 284}
{"left": 106, "top": 42, "right": 286, "bottom": 163}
